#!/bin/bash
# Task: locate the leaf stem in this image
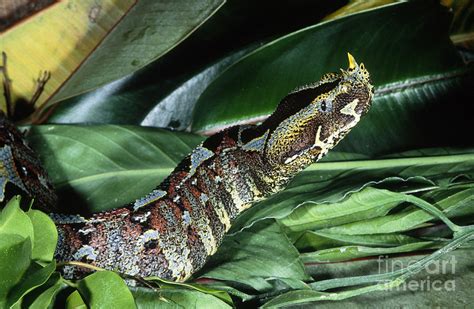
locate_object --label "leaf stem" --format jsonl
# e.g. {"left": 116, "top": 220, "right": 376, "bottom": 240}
{"left": 403, "top": 194, "right": 461, "bottom": 232}
{"left": 56, "top": 261, "right": 160, "bottom": 292}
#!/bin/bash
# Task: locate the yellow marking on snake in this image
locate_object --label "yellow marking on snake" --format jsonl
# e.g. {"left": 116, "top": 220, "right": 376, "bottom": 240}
{"left": 340, "top": 98, "right": 360, "bottom": 122}
{"left": 314, "top": 125, "right": 329, "bottom": 152}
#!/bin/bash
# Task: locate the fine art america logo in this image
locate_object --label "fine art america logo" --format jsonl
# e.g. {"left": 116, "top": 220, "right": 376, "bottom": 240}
{"left": 377, "top": 255, "right": 457, "bottom": 291}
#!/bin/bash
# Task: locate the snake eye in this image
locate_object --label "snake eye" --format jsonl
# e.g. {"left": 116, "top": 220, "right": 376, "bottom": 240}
{"left": 318, "top": 100, "right": 333, "bottom": 113}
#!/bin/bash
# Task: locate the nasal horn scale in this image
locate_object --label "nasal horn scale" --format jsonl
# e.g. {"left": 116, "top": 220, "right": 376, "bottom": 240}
{"left": 347, "top": 52, "right": 357, "bottom": 70}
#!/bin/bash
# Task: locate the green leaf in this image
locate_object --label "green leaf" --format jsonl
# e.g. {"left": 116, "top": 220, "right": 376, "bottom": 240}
{"left": 48, "top": 0, "right": 226, "bottom": 105}
{"left": 200, "top": 282, "right": 254, "bottom": 301}
{"left": 0, "top": 236, "right": 31, "bottom": 308}
{"left": 197, "top": 219, "right": 309, "bottom": 292}
{"left": 7, "top": 261, "right": 56, "bottom": 308}
{"left": 279, "top": 187, "right": 406, "bottom": 234}
{"left": 191, "top": 1, "right": 464, "bottom": 133}
{"left": 322, "top": 187, "right": 474, "bottom": 236}
{"left": 144, "top": 277, "right": 232, "bottom": 305}
{"left": 66, "top": 291, "right": 87, "bottom": 309}
{"left": 131, "top": 287, "right": 232, "bottom": 309}
{"left": 47, "top": 1, "right": 346, "bottom": 128}
{"left": 423, "top": 186, "right": 474, "bottom": 218}
{"left": 22, "top": 273, "right": 66, "bottom": 309}
{"left": 25, "top": 125, "right": 204, "bottom": 213}
{"left": 27, "top": 209, "right": 58, "bottom": 262}
{"left": 0, "top": 196, "right": 34, "bottom": 241}
{"left": 77, "top": 271, "right": 136, "bottom": 308}
{"left": 0, "top": 197, "right": 59, "bottom": 307}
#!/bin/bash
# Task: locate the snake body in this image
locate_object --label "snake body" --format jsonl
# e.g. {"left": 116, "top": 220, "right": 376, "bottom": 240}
{"left": 0, "top": 114, "right": 57, "bottom": 210}
{"left": 1, "top": 54, "right": 373, "bottom": 282}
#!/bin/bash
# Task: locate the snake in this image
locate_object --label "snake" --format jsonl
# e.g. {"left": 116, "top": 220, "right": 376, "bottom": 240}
{"left": 0, "top": 53, "right": 373, "bottom": 282}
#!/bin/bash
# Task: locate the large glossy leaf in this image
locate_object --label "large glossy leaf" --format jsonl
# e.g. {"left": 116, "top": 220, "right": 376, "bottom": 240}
{"left": 46, "top": 0, "right": 226, "bottom": 107}
{"left": 25, "top": 125, "right": 204, "bottom": 213}
{"left": 190, "top": 1, "right": 466, "bottom": 136}
{"left": 197, "top": 219, "right": 309, "bottom": 292}
{"left": 47, "top": 0, "right": 347, "bottom": 128}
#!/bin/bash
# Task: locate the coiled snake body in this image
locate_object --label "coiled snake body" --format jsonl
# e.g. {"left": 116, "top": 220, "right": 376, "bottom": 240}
{"left": 0, "top": 54, "right": 373, "bottom": 282}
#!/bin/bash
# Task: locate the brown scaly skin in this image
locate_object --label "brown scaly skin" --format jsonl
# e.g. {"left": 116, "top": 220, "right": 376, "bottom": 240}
{"left": 0, "top": 114, "right": 58, "bottom": 210}
{"left": 1, "top": 53, "right": 374, "bottom": 282}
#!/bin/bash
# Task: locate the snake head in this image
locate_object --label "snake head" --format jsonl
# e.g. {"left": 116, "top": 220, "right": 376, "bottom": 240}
{"left": 263, "top": 53, "right": 374, "bottom": 175}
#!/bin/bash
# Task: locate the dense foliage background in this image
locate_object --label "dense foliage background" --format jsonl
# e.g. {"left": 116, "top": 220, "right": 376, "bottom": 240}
{"left": 1, "top": 0, "right": 473, "bottom": 307}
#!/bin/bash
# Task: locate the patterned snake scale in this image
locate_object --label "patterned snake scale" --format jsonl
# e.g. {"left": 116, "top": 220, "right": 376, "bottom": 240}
{"left": 0, "top": 54, "right": 373, "bottom": 282}
{"left": 0, "top": 114, "right": 57, "bottom": 210}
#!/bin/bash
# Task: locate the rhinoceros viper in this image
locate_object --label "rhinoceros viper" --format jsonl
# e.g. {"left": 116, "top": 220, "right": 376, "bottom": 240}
{"left": 0, "top": 53, "right": 373, "bottom": 282}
